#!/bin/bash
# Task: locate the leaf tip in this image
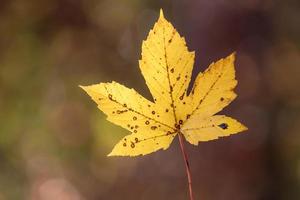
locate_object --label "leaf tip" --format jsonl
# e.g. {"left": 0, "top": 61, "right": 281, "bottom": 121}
{"left": 230, "top": 51, "right": 236, "bottom": 61}
{"left": 79, "top": 85, "right": 88, "bottom": 91}
{"left": 159, "top": 8, "right": 165, "bottom": 19}
{"left": 107, "top": 152, "right": 113, "bottom": 157}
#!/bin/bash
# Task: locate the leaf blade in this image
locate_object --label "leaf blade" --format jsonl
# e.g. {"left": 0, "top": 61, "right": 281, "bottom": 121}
{"left": 182, "top": 115, "right": 247, "bottom": 145}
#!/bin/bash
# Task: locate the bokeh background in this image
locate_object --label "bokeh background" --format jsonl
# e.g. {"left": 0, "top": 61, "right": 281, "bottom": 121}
{"left": 0, "top": 0, "right": 299, "bottom": 199}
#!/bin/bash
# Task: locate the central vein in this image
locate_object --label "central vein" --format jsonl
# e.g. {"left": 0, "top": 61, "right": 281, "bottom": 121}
{"left": 162, "top": 26, "right": 178, "bottom": 128}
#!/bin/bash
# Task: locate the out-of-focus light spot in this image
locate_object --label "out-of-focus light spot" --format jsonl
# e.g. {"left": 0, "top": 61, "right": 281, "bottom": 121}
{"left": 265, "top": 42, "right": 300, "bottom": 103}
{"left": 25, "top": 155, "right": 62, "bottom": 179}
{"left": 34, "top": 178, "right": 81, "bottom": 200}
{"left": 118, "top": 28, "right": 136, "bottom": 63}
{"left": 90, "top": 0, "right": 134, "bottom": 32}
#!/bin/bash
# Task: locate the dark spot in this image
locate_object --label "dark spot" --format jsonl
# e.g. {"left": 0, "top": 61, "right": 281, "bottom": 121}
{"left": 165, "top": 109, "right": 169, "bottom": 112}
{"left": 167, "top": 131, "right": 171, "bottom": 135}
{"left": 170, "top": 86, "right": 173, "bottom": 92}
{"left": 152, "top": 111, "right": 155, "bottom": 115}
{"left": 117, "top": 110, "right": 127, "bottom": 114}
{"left": 157, "top": 115, "right": 160, "bottom": 117}
{"left": 123, "top": 103, "right": 127, "bottom": 107}
{"left": 170, "top": 68, "right": 174, "bottom": 73}
{"left": 154, "top": 98, "right": 157, "bottom": 101}
{"left": 131, "top": 126, "right": 134, "bottom": 129}
{"left": 218, "top": 123, "right": 228, "bottom": 130}
{"left": 179, "top": 120, "right": 183, "bottom": 125}
{"left": 154, "top": 31, "right": 156, "bottom": 34}
{"left": 183, "top": 102, "right": 186, "bottom": 104}
{"left": 112, "top": 111, "right": 115, "bottom": 114}
{"left": 130, "top": 142, "right": 135, "bottom": 148}
{"left": 124, "top": 138, "right": 127, "bottom": 141}
{"left": 179, "top": 93, "right": 184, "bottom": 100}
{"left": 127, "top": 124, "right": 130, "bottom": 128}
{"left": 145, "top": 121, "right": 150, "bottom": 125}
{"left": 148, "top": 104, "right": 151, "bottom": 107}
{"left": 185, "top": 75, "right": 188, "bottom": 78}
{"left": 156, "top": 142, "right": 159, "bottom": 145}
{"left": 133, "top": 116, "right": 137, "bottom": 120}
{"left": 151, "top": 126, "right": 157, "bottom": 130}
{"left": 176, "top": 76, "right": 180, "bottom": 81}
{"left": 123, "top": 143, "right": 127, "bottom": 147}
{"left": 170, "top": 103, "right": 174, "bottom": 107}
{"left": 135, "top": 138, "right": 139, "bottom": 142}
{"left": 168, "top": 39, "right": 172, "bottom": 43}
{"left": 220, "top": 97, "right": 224, "bottom": 101}
{"left": 175, "top": 124, "right": 180, "bottom": 129}
{"left": 186, "top": 114, "right": 190, "bottom": 119}
{"left": 134, "top": 130, "right": 137, "bottom": 133}
{"left": 135, "top": 125, "right": 139, "bottom": 129}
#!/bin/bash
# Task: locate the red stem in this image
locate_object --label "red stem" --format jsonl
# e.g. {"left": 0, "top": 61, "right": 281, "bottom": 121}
{"left": 178, "top": 132, "right": 195, "bottom": 200}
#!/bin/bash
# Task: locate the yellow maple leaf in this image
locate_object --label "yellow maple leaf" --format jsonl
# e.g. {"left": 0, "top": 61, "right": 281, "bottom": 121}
{"left": 80, "top": 10, "right": 247, "bottom": 157}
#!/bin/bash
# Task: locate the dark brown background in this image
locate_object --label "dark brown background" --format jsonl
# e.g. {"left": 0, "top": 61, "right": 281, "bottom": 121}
{"left": 0, "top": 0, "right": 299, "bottom": 199}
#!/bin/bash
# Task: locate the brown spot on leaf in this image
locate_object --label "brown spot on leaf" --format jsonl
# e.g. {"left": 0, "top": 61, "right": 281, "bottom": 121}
{"left": 130, "top": 142, "right": 135, "bottom": 148}
{"left": 218, "top": 123, "right": 228, "bottom": 130}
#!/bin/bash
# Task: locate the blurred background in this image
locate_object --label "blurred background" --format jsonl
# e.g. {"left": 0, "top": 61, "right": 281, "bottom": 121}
{"left": 0, "top": 0, "right": 299, "bottom": 199}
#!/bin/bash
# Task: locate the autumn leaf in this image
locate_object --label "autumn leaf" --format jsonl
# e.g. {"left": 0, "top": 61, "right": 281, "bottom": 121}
{"left": 80, "top": 9, "right": 247, "bottom": 157}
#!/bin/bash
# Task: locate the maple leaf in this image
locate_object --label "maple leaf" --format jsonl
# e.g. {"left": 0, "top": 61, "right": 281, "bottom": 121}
{"left": 80, "top": 10, "right": 247, "bottom": 157}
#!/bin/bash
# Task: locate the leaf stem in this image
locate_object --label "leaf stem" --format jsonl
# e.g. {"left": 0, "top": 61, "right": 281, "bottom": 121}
{"left": 178, "top": 132, "right": 195, "bottom": 200}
